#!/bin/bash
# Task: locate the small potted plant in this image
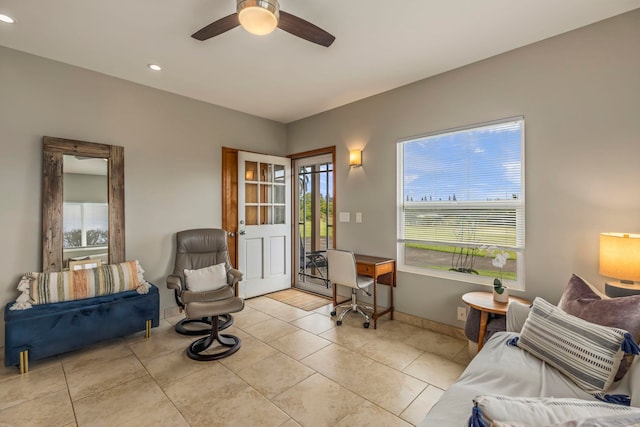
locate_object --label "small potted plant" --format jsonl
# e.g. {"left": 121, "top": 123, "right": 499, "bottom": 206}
{"left": 492, "top": 250, "right": 509, "bottom": 302}
{"left": 482, "top": 246, "right": 510, "bottom": 302}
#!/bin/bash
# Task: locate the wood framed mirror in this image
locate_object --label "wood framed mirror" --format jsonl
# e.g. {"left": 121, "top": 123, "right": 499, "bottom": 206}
{"left": 42, "top": 136, "right": 125, "bottom": 272}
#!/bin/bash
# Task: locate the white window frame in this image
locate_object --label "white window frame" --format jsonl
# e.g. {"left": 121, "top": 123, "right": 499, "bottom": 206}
{"left": 396, "top": 117, "right": 525, "bottom": 290}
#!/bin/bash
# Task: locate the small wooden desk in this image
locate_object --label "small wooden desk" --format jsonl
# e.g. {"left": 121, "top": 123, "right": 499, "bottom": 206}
{"left": 332, "top": 254, "right": 396, "bottom": 329}
{"left": 462, "top": 291, "right": 531, "bottom": 352}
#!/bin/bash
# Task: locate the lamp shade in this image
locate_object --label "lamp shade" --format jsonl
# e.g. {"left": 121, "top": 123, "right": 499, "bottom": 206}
{"left": 599, "top": 232, "right": 640, "bottom": 282}
{"left": 349, "top": 150, "right": 362, "bottom": 167}
{"left": 237, "top": 0, "right": 279, "bottom": 35}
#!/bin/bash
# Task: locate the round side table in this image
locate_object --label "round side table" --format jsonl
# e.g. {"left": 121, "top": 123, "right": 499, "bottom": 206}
{"left": 462, "top": 291, "right": 531, "bottom": 352}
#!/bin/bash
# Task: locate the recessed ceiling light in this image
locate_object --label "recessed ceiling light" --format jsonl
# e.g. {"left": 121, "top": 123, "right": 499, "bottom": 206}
{"left": 0, "top": 14, "right": 15, "bottom": 24}
{"left": 148, "top": 64, "right": 162, "bottom": 71}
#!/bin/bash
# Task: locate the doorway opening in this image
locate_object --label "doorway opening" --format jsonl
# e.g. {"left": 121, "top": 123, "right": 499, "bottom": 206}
{"left": 293, "top": 152, "right": 334, "bottom": 297}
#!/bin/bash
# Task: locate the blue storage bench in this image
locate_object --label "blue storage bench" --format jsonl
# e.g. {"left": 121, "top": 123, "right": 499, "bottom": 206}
{"left": 4, "top": 283, "right": 159, "bottom": 373}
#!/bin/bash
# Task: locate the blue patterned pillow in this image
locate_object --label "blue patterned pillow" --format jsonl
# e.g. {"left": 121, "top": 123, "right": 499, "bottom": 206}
{"left": 470, "top": 395, "right": 640, "bottom": 426}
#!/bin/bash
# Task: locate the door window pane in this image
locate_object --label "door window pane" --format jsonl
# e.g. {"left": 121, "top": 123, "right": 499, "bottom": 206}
{"left": 246, "top": 206, "right": 258, "bottom": 226}
{"left": 274, "top": 185, "right": 285, "bottom": 204}
{"left": 259, "top": 183, "right": 272, "bottom": 205}
{"left": 274, "top": 165, "right": 285, "bottom": 183}
{"left": 245, "top": 183, "right": 258, "bottom": 204}
{"left": 260, "top": 206, "right": 270, "bottom": 225}
{"left": 274, "top": 206, "right": 285, "bottom": 225}
{"left": 245, "top": 161, "right": 258, "bottom": 181}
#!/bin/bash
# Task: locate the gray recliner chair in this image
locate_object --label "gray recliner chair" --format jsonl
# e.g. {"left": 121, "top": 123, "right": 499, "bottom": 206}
{"left": 184, "top": 293, "right": 244, "bottom": 361}
{"left": 167, "top": 228, "right": 243, "bottom": 336}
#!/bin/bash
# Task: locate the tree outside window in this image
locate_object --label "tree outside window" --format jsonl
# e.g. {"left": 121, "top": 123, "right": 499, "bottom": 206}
{"left": 63, "top": 202, "right": 109, "bottom": 248}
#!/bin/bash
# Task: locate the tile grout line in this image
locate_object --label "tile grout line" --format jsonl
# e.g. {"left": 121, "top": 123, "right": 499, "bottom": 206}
{"left": 60, "top": 357, "right": 80, "bottom": 427}
{"left": 125, "top": 331, "right": 193, "bottom": 426}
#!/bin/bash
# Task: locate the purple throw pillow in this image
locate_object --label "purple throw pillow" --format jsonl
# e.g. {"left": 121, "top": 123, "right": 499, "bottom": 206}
{"left": 558, "top": 274, "right": 640, "bottom": 380}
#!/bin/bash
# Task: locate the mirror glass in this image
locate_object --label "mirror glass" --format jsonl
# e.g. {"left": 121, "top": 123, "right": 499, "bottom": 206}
{"left": 62, "top": 155, "right": 109, "bottom": 267}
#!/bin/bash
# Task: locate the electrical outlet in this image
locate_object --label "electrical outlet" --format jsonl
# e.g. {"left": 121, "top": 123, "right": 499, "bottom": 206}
{"left": 457, "top": 306, "right": 467, "bottom": 321}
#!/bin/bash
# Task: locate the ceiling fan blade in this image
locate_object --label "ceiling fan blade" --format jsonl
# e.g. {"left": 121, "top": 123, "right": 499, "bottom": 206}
{"left": 192, "top": 13, "right": 240, "bottom": 41}
{"left": 278, "top": 10, "right": 335, "bottom": 47}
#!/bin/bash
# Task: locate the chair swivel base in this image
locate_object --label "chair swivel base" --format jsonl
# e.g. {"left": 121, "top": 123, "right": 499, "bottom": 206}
{"left": 175, "top": 314, "right": 233, "bottom": 336}
{"left": 330, "top": 291, "right": 371, "bottom": 328}
{"left": 187, "top": 316, "right": 241, "bottom": 361}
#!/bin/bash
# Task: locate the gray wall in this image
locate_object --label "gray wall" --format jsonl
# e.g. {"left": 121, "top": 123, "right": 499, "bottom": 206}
{"left": 0, "top": 45, "right": 286, "bottom": 343}
{"left": 286, "top": 10, "right": 640, "bottom": 328}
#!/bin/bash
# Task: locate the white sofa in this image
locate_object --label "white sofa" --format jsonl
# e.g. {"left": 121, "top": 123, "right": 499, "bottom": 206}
{"left": 420, "top": 302, "right": 640, "bottom": 426}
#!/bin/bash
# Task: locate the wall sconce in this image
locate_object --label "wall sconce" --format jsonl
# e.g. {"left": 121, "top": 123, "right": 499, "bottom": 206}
{"left": 349, "top": 150, "right": 362, "bottom": 168}
{"left": 600, "top": 232, "right": 640, "bottom": 297}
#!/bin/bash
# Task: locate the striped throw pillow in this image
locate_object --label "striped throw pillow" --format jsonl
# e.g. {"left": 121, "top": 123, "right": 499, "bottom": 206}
{"left": 26, "top": 260, "right": 148, "bottom": 305}
{"left": 517, "top": 297, "right": 627, "bottom": 393}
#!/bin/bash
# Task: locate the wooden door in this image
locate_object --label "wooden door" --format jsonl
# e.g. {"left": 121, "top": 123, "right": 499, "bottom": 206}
{"left": 221, "top": 147, "right": 238, "bottom": 267}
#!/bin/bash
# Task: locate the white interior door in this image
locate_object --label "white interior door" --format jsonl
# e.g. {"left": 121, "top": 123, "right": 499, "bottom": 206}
{"left": 237, "top": 151, "right": 291, "bottom": 298}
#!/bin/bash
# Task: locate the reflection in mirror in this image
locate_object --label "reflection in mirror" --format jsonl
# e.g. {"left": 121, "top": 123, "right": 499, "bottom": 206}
{"left": 42, "top": 137, "right": 125, "bottom": 272}
{"left": 62, "top": 155, "right": 109, "bottom": 267}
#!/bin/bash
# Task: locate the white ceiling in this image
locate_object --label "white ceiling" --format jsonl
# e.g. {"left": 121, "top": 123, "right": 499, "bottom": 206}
{"left": 1, "top": 0, "right": 639, "bottom": 123}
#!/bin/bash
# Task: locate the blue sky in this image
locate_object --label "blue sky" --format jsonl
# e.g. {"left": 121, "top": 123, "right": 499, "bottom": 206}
{"left": 403, "top": 121, "right": 523, "bottom": 202}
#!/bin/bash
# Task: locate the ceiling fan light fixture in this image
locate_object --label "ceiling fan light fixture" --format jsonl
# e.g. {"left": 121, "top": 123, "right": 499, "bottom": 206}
{"left": 237, "top": 0, "right": 279, "bottom": 36}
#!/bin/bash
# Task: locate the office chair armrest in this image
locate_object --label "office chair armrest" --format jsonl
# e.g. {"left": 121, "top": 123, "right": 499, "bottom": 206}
{"left": 227, "top": 268, "right": 244, "bottom": 285}
{"left": 167, "top": 274, "right": 183, "bottom": 292}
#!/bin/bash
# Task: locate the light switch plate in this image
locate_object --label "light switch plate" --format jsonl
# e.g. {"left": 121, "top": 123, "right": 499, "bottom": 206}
{"left": 339, "top": 212, "right": 350, "bottom": 222}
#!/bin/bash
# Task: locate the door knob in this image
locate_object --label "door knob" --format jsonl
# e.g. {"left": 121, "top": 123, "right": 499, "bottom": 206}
{"left": 228, "top": 232, "right": 235, "bottom": 237}
{"left": 239, "top": 230, "right": 246, "bottom": 235}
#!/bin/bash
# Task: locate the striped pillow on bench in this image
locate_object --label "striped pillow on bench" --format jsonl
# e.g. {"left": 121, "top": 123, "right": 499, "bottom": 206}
{"left": 11, "top": 260, "right": 150, "bottom": 310}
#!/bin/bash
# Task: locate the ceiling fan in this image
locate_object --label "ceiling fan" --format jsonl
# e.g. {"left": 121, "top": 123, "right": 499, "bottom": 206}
{"left": 192, "top": 0, "right": 335, "bottom": 47}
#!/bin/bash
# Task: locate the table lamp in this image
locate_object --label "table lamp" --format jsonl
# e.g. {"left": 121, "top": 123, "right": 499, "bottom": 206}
{"left": 600, "top": 232, "right": 640, "bottom": 297}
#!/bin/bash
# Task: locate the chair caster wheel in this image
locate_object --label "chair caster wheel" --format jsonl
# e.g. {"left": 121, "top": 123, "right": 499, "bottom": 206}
{"left": 330, "top": 310, "right": 336, "bottom": 316}
{"left": 336, "top": 320, "right": 342, "bottom": 326}
{"left": 364, "top": 322, "right": 370, "bottom": 328}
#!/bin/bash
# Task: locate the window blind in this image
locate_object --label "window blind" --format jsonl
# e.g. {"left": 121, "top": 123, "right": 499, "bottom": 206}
{"left": 397, "top": 117, "right": 525, "bottom": 282}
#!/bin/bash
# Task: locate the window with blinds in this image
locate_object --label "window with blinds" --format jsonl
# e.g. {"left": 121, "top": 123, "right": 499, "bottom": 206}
{"left": 397, "top": 117, "right": 525, "bottom": 289}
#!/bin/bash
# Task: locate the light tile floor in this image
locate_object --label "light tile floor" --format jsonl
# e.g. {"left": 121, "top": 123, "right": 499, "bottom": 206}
{"left": 0, "top": 297, "right": 471, "bottom": 426}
